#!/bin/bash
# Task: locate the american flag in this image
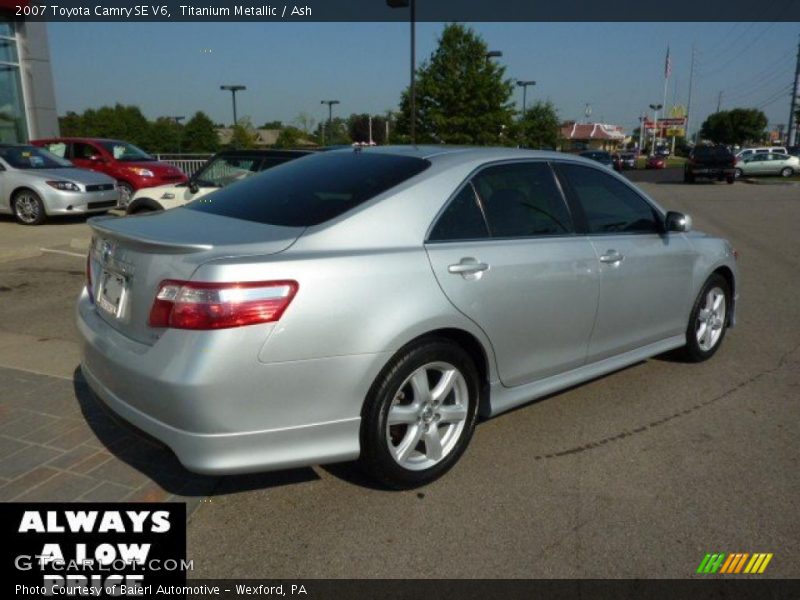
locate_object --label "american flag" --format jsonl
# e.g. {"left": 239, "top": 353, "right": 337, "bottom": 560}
{"left": 664, "top": 46, "right": 672, "bottom": 79}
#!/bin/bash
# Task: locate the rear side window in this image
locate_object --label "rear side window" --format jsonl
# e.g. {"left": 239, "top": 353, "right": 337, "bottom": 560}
{"left": 187, "top": 153, "right": 430, "bottom": 227}
{"left": 558, "top": 164, "right": 660, "bottom": 234}
{"left": 472, "top": 162, "right": 574, "bottom": 237}
{"left": 429, "top": 184, "right": 489, "bottom": 241}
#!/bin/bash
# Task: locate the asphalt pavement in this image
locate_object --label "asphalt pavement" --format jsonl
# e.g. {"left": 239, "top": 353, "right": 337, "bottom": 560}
{"left": 0, "top": 177, "right": 797, "bottom": 578}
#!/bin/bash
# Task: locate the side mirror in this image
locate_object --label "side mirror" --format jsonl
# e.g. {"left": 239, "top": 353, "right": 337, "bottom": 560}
{"left": 665, "top": 211, "right": 691, "bottom": 233}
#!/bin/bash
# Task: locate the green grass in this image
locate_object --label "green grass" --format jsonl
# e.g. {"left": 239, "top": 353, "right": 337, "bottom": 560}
{"left": 635, "top": 156, "right": 686, "bottom": 169}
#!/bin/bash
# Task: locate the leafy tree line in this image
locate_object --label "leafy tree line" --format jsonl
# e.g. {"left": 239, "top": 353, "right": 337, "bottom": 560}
{"left": 59, "top": 105, "right": 219, "bottom": 154}
{"left": 699, "top": 108, "right": 769, "bottom": 146}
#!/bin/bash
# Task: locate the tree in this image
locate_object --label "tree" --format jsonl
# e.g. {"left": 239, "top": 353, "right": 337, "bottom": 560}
{"left": 182, "top": 111, "right": 219, "bottom": 153}
{"left": 395, "top": 23, "right": 515, "bottom": 145}
{"left": 273, "top": 126, "right": 304, "bottom": 148}
{"left": 315, "top": 117, "right": 350, "bottom": 145}
{"left": 261, "top": 120, "right": 283, "bottom": 129}
{"left": 59, "top": 111, "right": 83, "bottom": 137}
{"left": 700, "top": 108, "right": 768, "bottom": 145}
{"left": 348, "top": 113, "right": 387, "bottom": 145}
{"left": 293, "top": 112, "right": 316, "bottom": 135}
{"left": 229, "top": 116, "right": 258, "bottom": 149}
{"left": 517, "top": 101, "right": 560, "bottom": 149}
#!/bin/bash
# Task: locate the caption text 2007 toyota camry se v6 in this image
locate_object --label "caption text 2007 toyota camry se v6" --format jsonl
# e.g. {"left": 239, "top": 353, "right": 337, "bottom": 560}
{"left": 77, "top": 147, "right": 738, "bottom": 489}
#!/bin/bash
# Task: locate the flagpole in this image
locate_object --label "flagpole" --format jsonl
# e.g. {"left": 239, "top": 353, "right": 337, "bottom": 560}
{"left": 660, "top": 45, "right": 670, "bottom": 154}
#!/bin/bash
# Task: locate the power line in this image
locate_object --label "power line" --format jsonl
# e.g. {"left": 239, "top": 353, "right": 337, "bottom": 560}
{"left": 697, "top": 22, "right": 779, "bottom": 79}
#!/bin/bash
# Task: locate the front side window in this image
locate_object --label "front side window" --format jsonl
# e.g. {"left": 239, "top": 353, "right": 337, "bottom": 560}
{"left": 98, "top": 141, "right": 154, "bottom": 162}
{"left": 471, "top": 162, "right": 574, "bottom": 238}
{"left": 558, "top": 163, "right": 661, "bottom": 234}
{"left": 44, "top": 142, "right": 68, "bottom": 158}
{"left": 72, "top": 142, "right": 102, "bottom": 160}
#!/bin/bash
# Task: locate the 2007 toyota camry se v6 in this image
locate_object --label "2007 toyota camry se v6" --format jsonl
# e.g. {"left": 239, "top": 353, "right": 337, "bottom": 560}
{"left": 78, "top": 147, "right": 738, "bottom": 488}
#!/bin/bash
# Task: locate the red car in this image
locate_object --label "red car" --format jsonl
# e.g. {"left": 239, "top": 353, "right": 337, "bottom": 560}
{"left": 31, "top": 137, "right": 188, "bottom": 206}
{"left": 646, "top": 155, "right": 666, "bottom": 169}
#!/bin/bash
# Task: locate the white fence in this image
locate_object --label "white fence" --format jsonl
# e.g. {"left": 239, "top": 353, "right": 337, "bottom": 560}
{"left": 154, "top": 153, "right": 213, "bottom": 177}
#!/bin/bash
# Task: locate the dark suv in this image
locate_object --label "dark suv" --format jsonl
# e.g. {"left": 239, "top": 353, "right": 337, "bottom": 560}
{"left": 684, "top": 146, "right": 736, "bottom": 184}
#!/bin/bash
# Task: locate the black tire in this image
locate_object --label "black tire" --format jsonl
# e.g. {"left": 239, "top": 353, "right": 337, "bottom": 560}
{"left": 12, "top": 189, "right": 47, "bottom": 225}
{"left": 129, "top": 206, "right": 157, "bottom": 215}
{"left": 359, "top": 338, "right": 480, "bottom": 489}
{"left": 678, "top": 274, "right": 731, "bottom": 363}
{"left": 726, "top": 176, "right": 735, "bottom": 184}
{"left": 780, "top": 167, "right": 793, "bottom": 178}
{"left": 684, "top": 172, "right": 695, "bottom": 184}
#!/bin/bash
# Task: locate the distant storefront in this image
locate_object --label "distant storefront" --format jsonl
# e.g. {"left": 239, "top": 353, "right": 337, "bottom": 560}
{"left": 0, "top": 7, "right": 58, "bottom": 143}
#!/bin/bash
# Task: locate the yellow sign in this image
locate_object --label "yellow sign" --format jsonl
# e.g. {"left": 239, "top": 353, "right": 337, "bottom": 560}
{"left": 666, "top": 127, "right": 686, "bottom": 137}
{"left": 669, "top": 105, "right": 687, "bottom": 118}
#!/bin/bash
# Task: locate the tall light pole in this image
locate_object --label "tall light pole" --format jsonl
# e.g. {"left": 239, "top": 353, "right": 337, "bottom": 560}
{"left": 220, "top": 85, "right": 246, "bottom": 126}
{"left": 387, "top": 0, "right": 415, "bottom": 144}
{"left": 321, "top": 99, "right": 340, "bottom": 145}
{"left": 486, "top": 50, "right": 503, "bottom": 61}
{"left": 169, "top": 116, "right": 185, "bottom": 154}
{"left": 517, "top": 80, "right": 536, "bottom": 116}
{"left": 649, "top": 103, "right": 663, "bottom": 154}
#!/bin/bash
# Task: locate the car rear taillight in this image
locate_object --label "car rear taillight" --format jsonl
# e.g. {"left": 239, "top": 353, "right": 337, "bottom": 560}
{"left": 86, "top": 254, "right": 94, "bottom": 303}
{"left": 148, "top": 280, "right": 298, "bottom": 330}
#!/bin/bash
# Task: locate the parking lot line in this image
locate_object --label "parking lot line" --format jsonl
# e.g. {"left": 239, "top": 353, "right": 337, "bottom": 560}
{"left": 39, "top": 247, "right": 86, "bottom": 259}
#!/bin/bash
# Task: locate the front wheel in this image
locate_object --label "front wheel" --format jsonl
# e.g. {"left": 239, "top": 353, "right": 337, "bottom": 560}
{"left": 13, "top": 190, "right": 46, "bottom": 225}
{"left": 678, "top": 274, "right": 731, "bottom": 363}
{"left": 780, "top": 167, "right": 794, "bottom": 178}
{"left": 117, "top": 182, "right": 134, "bottom": 207}
{"left": 359, "top": 339, "right": 480, "bottom": 489}
{"left": 684, "top": 171, "right": 695, "bottom": 183}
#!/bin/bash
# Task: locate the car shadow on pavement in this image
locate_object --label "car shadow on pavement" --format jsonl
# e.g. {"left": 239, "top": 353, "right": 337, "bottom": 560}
{"left": 72, "top": 368, "right": 319, "bottom": 502}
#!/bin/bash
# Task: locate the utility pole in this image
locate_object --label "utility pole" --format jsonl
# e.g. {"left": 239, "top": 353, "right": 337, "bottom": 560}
{"left": 639, "top": 113, "right": 645, "bottom": 151}
{"left": 788, "top": 35, "right": 800, "bottom": 146}
{"left": 320, "top": 99, "right": 340, "bottom": 145}
{"left": 716, "top": 91, "right": 723, "bottom": 113}
{"left": 686, "top": 43, "right": 695, "bottom": 143}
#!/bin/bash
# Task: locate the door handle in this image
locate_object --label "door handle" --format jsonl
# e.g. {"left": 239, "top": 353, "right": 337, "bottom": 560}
{"left": 448, "top": 258, "right": 490, "bottom": 276}
{"left": 599, "top": 251, "right": 624, "bottom": 264}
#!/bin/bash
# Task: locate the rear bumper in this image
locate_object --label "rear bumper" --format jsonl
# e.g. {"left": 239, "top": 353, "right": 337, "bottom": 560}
{"left": 76, "top": 290, "right": 377, "bottom": 474}
{"left": 688, "top": 167, "right": 735, "bottom": 178}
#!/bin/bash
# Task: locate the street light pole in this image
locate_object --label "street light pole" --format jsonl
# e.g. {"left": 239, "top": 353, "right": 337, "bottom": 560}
{"left": 387, "top": 0, "right": 416, "bottom": 144}
{"left": 649, "top": 103, "right": 663, "bottom": 155}
{"left": 321, "top": 100, "right": 340, "bottom": 145}
{"left": 169, "top": 116, "right": 185, "bottom": 154}
{"left": 516, "top": 80, "right": 536, "bottom": 116}
{"left": 220, "top": 85, "right": 246, "bottom": 126}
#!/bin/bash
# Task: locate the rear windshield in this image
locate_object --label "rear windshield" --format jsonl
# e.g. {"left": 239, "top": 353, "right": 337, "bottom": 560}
{"left": 693, "top": 146, "right": 733, "bottom": 159}
{"left": 186, "top": 152, "right": 431, "bottom": 227}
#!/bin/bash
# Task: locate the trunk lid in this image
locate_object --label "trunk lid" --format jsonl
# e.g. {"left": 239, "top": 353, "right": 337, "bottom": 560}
{"left": 87, "top": 208, "right": 304, "bottom": 344}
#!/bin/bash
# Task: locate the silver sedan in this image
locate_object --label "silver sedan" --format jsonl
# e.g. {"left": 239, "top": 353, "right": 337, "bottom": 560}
{"left": 0, "top": 144, "right": 119, "bottom": 225}
{"left": 78, "top": 147, "right": 738, "bottom": 488}
{"left": 735, "top": 153, "right": 800, "bottom": 178}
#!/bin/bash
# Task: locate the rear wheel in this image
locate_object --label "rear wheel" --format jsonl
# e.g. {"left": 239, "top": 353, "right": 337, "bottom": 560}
{"left": 359, "top": 339, "right": 479, "bottom": 489}
{"left": 684, "top": 171, "right": 695, "bottom": 184}
{"left": 780, "top": 167, "right": 794, "bottom": 178}
{"left": 678, "top": 274, "right": 731, "bottom": 363}
{"left": 726, "top": 175, "right": 735, "bottom": 184}
{"left": 13, "top": 190, "right": 46, "bottom": 225}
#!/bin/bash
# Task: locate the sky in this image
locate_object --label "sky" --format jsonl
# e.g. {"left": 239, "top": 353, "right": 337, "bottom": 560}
{"left": 48, "top": 21, "right": 799, "bottom": 135}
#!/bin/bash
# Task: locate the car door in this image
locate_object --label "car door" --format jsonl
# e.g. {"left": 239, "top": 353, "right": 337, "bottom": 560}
{"left": 747, "top": 154, "right": 769, "bottom": 174}
{"left": 71, "top": 141, "right": 107, "bottom": 175}
{"left": 425, "top": 161, "right": 600, "bottom": 387}
{"left": 555, "top": 162, "right": 695, "bottom": 362}
{"left": 0, "top": 159, "right": 7, "bottom": 212}
{"left": 768, "top": 154, "right": 788, "bottom": 175}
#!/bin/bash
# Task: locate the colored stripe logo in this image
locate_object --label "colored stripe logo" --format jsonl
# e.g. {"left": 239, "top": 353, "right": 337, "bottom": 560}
{"left": 697, "top": 553, "right": 773, "bottom": 574}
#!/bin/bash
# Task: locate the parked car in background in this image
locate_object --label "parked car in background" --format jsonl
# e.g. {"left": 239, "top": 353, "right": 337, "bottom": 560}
{"left": 79, "top": 147, "right": 738, "bottom": 489}
{"left": 654, "top": 144, "right": 670, "bottom": 157}
{"left": 613, "top": 152, "right": 636, "bottom": 171}
{"left": 735, "top": 153, "right": 799, "bottom": 178}
{"left": 735, "top": 146, "right": 788, "bottom": 160}
{"left": 32, "top": 137, "right": 188, "bottom": 207}
{"left": 684, "top": 145, "right": 736, "bottom": 184}
{"left": 646, "top": 155, "right": 666, "bottom": 169}
{"left": 125, "top": 149, "right": 313, "bottom": 214}
{"left": 579, "top": 150, "right": 614, "bottom": 169}
{"left": 0, "top": 144, "right": 119, "bottom": 225}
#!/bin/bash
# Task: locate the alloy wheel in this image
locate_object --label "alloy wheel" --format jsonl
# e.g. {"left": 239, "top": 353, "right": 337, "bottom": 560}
{"left": 15, "top": 193, "right": 41, "bottom": 224}
{"left": 386, "top": 361, "right": 469, "bottom": 471}
{"left": 696, "top": 287, "right": 726, "bottom": 352}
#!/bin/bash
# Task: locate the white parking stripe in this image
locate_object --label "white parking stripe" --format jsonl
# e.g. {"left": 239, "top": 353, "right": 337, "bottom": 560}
{"left": 39, "top": 247, "right": 86, "bottom": 258}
